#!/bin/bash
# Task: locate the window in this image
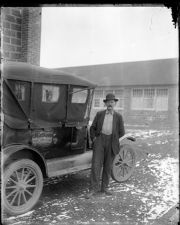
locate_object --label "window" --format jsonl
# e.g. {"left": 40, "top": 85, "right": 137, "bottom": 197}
{"left": 143, "top": 89, "right": 155, "bottom": 109}
{"left": 93, "top": 89, "right": 124, "bottom": 109}
{"left": 15, "top": 82, "right": 25, "bottom": 101}
{"left": 93, "top": 90, "right": 104, "bottom": 108}
{"left": 95, "top": 90, "right": 104, "bottom": 97}
{"left": 71, "top": 88, "right": 88, "bottom": 103}
{"left": 155, "top": 89, "right": 168, "bottom": 111}
{"left": 131, "top": 88, "right": 168, "bottom": 111}
{"left": 42, "top": 85, "right": 59, "bottom": 103}
{"left": 114, "top": 90, "right": 124, "bottom": 109}
{"left": 131, "top": 89, "right": 143, "bottom": 109}
{"left": 94, "top": 99, "right": 100, "bottom": 107}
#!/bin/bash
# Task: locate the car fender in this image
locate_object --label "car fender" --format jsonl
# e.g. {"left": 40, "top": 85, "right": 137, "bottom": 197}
{"left": 2, "top": 144, "right": 48, "bottom": 175}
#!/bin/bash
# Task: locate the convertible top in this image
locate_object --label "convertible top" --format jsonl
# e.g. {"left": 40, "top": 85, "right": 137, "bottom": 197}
{"left": 2, "top": 61, "right": 96, "bottom": 133}
{"left": 1, "top": 61, "right": 96, "bottom": 87}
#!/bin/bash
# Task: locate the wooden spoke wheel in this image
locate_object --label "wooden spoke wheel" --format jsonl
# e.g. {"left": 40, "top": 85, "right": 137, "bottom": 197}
{"left": 3, "top": 159, "right": 43, "bottom": 215}
{"left": 112, "top": 144, "right": 136, "bottom": 182}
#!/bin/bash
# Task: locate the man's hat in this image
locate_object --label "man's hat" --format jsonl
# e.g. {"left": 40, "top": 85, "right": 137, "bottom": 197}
{"left": 103, "top": 93, "right": 118, "bottom": 102}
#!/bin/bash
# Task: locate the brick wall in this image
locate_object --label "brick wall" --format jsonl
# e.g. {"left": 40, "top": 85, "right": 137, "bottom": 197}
{"left": 21, "top": 7, "right": 41, "bottom": 65}
{"left": 1, "top": 7, "right": 41, "bottom": 65}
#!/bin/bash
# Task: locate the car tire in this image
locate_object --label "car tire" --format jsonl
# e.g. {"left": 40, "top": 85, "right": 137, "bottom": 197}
{"left": 112, "top": 144, "right": 136, "bottom": 182}
{"left": 2, "top": 159, "right": 43, "bottom": 215}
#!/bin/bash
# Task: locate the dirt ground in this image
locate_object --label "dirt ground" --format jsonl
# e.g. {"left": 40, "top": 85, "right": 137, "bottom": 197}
{"left": 2, "top": 127, "right": 179, "bottom": 225}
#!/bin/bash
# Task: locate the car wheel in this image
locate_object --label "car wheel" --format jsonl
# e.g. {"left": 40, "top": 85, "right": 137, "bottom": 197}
{"left": 3, "top": 159, "right": 43, "bottom": 215}
{"left": 112, "top": 144, "right": 136, "bottom": 182}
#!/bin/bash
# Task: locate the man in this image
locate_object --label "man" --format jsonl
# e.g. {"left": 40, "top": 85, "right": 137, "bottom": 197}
{"left": 86, "top": 93, "right": 125, "bottom": 198}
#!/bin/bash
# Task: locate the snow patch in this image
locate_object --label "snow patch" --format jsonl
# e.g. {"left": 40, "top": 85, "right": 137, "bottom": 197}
{"left": 57, "top": 211, "right": 71, "bottom": 220}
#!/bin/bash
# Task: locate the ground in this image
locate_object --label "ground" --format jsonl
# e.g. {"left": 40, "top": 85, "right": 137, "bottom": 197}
{"left": 2, "top": 127, "right": 179, "bottom": 225}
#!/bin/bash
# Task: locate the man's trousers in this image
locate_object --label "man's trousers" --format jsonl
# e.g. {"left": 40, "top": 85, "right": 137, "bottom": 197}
{"left": 90, "top": 133, "right": 115, "bottom": 192}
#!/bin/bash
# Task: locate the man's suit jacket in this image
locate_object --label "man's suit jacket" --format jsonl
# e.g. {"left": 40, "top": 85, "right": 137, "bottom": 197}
{"left": 90, "top": 110, "right": 125, "bottom": 155}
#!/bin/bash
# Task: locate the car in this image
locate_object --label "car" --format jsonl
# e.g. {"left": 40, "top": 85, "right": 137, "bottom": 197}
{"left": 1, "top": 62, "right": 136, "bottom": 215}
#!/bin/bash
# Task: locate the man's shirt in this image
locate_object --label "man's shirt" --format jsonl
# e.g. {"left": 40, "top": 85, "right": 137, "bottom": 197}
{"left": 101, "top": 110, "right": 114, "bottom": 135}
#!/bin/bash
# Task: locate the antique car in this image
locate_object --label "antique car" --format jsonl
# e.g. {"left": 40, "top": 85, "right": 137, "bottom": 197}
{"left": 1, "top": 62, "right": 136, "bottom": 215}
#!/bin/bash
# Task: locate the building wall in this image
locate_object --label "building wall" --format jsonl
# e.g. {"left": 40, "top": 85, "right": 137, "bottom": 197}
{"left": 1, "top": 7, "right": 41, "bottom": 65}
{"left": 90, "top": 85, "right": 178, "bottom": 129}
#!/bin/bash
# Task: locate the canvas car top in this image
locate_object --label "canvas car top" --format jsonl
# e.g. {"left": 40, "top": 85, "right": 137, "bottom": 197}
{"left": 1, "top": 61, "right": 96, "bottom": 87}
{"left": 2, "top": 61, "right": 96, "bottom": 136}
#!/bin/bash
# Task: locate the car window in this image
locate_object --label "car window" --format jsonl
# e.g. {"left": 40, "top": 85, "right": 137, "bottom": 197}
{"left": 42, "top": 85, "right": 60, "bottom": 103}
{"left": 71, "top": 88, "right": 88, "bottom": 103}
{"left": 15, "top": 82, "right": 26, "bottom": 101}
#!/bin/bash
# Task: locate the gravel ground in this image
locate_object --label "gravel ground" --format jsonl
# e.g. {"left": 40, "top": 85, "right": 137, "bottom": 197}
{"left": 2, "top": 127, "right": 179, "bottom": 225}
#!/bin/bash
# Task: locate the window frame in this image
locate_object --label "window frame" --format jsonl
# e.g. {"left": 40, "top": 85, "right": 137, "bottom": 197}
{"left": 93, "top": 89, "right": 124, "bottom": 109}
{"left": 114, "top": 89, "right": 124, "bottom": 109}
{"left": 131, "top": 88, "right": 168, "bottom": 111}
{"left": 42, "top": 84, "right": 60, "bottom": 103}
{"left": 143, "top": 88, "right": 155, "bottom": 110}
{"left": 155, "top": 88, "right": 169, "bottom": 111}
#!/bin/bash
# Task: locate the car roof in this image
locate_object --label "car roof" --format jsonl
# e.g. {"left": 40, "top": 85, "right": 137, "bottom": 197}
{"left": 1, "top": 61, "right": 96, "bottom": 87}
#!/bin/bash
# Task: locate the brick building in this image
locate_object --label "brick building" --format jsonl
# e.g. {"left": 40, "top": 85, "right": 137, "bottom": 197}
{"left": 58, "top": 58, "right": 178, "bottom": 128}
{"left": 1, "top": 7, "right": 41, "bottom": 65}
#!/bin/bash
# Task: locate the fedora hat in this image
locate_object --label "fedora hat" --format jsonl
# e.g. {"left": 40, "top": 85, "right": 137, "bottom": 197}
{"left": 103, "top": 93, "right": 118, "bottom": 102}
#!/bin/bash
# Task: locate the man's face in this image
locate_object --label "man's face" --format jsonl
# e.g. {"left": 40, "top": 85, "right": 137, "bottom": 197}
{"left": 105, "top": 100, "right": 116, "bottom": 111}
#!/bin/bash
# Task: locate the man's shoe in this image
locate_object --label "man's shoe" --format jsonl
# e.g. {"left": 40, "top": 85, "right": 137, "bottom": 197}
{"left": 101, "top": 189, "right": 113, "bottom": 196}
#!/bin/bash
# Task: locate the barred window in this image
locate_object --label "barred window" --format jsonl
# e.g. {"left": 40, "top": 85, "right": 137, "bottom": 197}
{"left": 131, "top": 88, "right": 168, "bottom": 111}
{"left": 133, "top": 89, "right": 143, "bottom": 97}
{"left": 155, "top": 89, "right": 168, "bottom": 111}
{"left": 93, "top": 90, "right": 104, "bottom": 108}
{"left": 94, "top": 90, "right": 103, "bottom": 98}
{"left": 143, "top": 89, "right": 155, "bottom": 109}
{"left": 132, "top": 89, "right": 143, "bottom": 109}
{"left": 94, "top": 99, "right": 101, "bottom": 107}
{"left": 157, "top": 89, "right": 168, "bottom": 96}
{"left": 144, "top": 89, "right": 155, "bottom": 97}
{"left": 93, "top": 89, "right": 124, "bottom": 109}
{"left": 114, "top": 89, "right": 124, "bottom": 97}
